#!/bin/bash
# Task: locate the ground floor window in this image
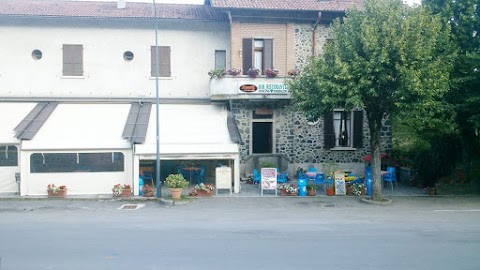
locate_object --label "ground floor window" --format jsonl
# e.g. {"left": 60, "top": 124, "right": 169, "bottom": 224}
{"left": 30, "top": 152, "right": 124, "bottom": 173}
{"left": 0, "top": 145, "right": 18, "bottom": 167}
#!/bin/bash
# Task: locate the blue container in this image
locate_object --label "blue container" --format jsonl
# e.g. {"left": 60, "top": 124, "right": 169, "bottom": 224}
{"left": 139, "top": 177, "right": 144, "bottom": 196}
{"left": 297, "top": 178, "right": 307, "bottom": 196}
{"left": 366, "top": 177, "right": 372, "bottom": 196}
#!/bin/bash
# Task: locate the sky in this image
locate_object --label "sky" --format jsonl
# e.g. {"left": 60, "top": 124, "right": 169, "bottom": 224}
{"left": 73, "top": 0, "right": 422, "bottom": 6}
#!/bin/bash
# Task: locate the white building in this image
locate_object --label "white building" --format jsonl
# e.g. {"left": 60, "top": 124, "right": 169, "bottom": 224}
{"left": 0, "top": 0, "right": 241, "bottom": 196}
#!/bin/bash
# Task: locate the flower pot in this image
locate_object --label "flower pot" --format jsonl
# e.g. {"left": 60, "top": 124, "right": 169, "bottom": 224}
{"left": 326, "top": 187, "right": 334, "bottom": 196}
{"left": 346, "top": 187, "right": 354, "bottom": 196}
{"left": 113, "top": 188, "right": 132, "bottom": 197}
{"left": 170, "top": 188, "right": 183, "bottom": 200}
{"left": 196, "top": 190, "right": 213, "bottom": 197}
{"left": 47, "top": 188, "right": 67, "bottom": 198}
{"left": 143, "top": 191, "right": 154, "bottom": 197}
{"left": 307, "top": 189, "right": 316, "bottom": 196}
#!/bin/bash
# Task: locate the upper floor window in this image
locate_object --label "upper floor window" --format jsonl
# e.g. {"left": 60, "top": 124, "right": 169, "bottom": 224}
{"left": 151, "top": 46, "right": 171, "bottom": 77}
{"left": 0, "top": 145, "right": 18, "bottom": 167}
{"left": 215, "top": 50, "right": 226, "bottom": 69}
{"left": 63, "top": 44, "right": 83, "bottom": 76}
{"left": 242, "top": 38, "right": 273, "bottom": 75}
{"left": 324, "top": 110, "right": 363, "bottom": 149}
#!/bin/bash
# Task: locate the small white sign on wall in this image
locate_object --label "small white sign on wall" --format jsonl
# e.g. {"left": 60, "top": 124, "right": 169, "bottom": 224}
{"left": 215, "top": 167, "right": 232, "bottom": 195}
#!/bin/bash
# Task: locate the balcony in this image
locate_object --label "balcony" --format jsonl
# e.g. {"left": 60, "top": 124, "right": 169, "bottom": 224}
{"left": 210, "top": 76, "right": 292, "bottom": 101}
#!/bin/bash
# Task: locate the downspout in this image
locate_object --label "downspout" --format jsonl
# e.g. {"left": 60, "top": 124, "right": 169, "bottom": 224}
{"left": 312, "top": 12, "right": 322, "bottom": 57}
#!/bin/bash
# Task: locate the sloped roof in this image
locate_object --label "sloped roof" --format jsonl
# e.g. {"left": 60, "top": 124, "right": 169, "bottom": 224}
{"left": 209, "top": 0, "right": 363, "bottom": 12}
{"left": 0, "top": 0, "right": 228, "bottom": 21}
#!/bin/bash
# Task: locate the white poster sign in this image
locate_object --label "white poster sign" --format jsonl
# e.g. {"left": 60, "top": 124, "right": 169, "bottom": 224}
{"left": 334, "top": 171, "right": 346, "bottom": 195}
{"left": 216, "top": 167, "right": 232, "bottom": 194}
{"left": 261, "top": 168, "right": 277, "bottom": 196}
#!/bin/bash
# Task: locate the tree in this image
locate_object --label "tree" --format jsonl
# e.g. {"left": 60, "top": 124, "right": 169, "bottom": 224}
{"left": 424, "top": 0, "right": 480, "bottom": 171}
{"left": 289, "top": 0, "right": 455, "bottom": 200}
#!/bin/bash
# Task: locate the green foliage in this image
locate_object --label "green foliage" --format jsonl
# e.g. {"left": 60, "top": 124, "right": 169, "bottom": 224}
{"left": 289, "top": 0, "right": 455, "bottom": 199}
{"left": 164, "top": 174, "right": 189, "bottom": 189}
{"left": 208, "top": 68, "right": 226, "bottom": 79}
{"left": 260, "top": 161, "right": 277, "bottom": 168}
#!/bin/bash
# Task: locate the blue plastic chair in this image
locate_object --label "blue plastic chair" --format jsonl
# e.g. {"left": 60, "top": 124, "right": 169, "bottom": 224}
{"left": 253, "top": 169, "right": 261, "bottom": 185}
{"left": 382, "top": 166, "right": 397, "bottom": 190}
{"left": 314, "top": 173, "right": 326, "bottom": 185}
{"left": 142, "top": 171, "right": 154, "bottom": 186}
{"left": 277, "top": 170, "right": 288, "bottom": 183}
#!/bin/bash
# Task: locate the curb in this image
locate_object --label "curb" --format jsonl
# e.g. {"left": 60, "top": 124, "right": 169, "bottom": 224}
{"left": 360, "top": 197, "right": 393, "bottom": 206}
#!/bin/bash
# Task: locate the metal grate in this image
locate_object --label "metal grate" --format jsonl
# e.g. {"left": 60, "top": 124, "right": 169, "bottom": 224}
{"left": 118, "top": 204, "right": 145, "bottom": 210}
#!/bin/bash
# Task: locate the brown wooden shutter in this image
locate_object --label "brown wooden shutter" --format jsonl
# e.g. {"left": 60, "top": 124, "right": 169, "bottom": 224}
{"left": 159, "top": 46, "right": 171, "bottom": 77}
{"left": 242, "top": 38, "right": 253, "bottom": 75}
{"left": 324, "top": 112, "right": 335, "bottom": 149}
{"left": 63, "top": 44, "right": 83, "bottom": 76}
{"left": 151, "top": 46, "right": 171, "bottom": 77}
{"left": 263, "top": 39, "right": 273, "bottom": 71}
{"left": 353, "top": 110, "right": 364, "bottom": 148}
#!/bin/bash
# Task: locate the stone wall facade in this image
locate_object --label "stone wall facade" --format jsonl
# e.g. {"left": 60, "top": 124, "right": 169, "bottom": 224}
{"left": 294, "top": 23, "right": 332, "bottom": 69}
{"left": 231, "top": 100, "right": 392, "bottom": 175}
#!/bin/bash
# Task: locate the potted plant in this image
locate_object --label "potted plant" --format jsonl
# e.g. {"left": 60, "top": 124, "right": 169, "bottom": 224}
{"left": 264, "top": 67, "right": 279, "bottom": 78}
{"left": 192, "top": 183, "right": 215, "bottom": 197}
{"left": 208, "top": 68, "right": 226, "bottom": 79}
{"left": 142, "top": 184, "right": 155, "bottom": 197}
{"left": 306, "top": 183, "right": 316, "bottom": 196}
{"left": 164, "top": 174, "right": 189, "bottom": 200}
{"left": 247, "top": 67, "right": 260, "bottom": 78}
{"left": 47, "top": 184, "right": 67, "bottom": 198}
{"left": 278, "top": 183, "right": 298, "bottom": 196}
{"left": 352, "top": 183, "right": 365, "bottom": 196}
{"left": 227, "top": 68, "right": 242, "bottom": 76}
{"left": 112, "top": 184, "right": 131, "bottom": 197}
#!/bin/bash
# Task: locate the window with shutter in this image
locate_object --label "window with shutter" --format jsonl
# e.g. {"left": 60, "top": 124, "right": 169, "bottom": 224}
{"left": 242, "top": 38, "right": 273, "bottom": 75}
{"left": 324, "top": 110, "right": 364, "bottom": 149}
{"left": 151, "top": 46, "right": 171, "bottom": 77}
{"left": 63, "top": 44, "right": 83, "bottom": 76}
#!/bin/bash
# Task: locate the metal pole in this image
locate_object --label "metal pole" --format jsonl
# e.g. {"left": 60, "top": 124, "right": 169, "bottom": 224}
{"left": 153, "top": 0, "right": 161, "bottom": 198}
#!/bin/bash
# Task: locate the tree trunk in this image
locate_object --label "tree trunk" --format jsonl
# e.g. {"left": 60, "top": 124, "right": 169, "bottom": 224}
{"left": 368, "top": 112, "right": 384, "bottom": 201}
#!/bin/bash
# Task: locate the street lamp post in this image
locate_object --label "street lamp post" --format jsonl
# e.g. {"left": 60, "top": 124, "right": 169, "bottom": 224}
{"left": 153, "top": 0, "right": 161, "bottom": 198}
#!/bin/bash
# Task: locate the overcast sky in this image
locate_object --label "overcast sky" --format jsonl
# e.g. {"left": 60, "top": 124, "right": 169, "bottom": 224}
{"left": 73, "top": 0, "right": 422, "bottom": 6}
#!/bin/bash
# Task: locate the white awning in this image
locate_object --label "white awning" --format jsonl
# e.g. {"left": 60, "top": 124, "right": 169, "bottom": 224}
{"left": 21, "top": 104, "right": 131, "bottom": 150}
{"left": 135, "top": 104, "right": 239, "bottom": 157}
{"left": 0, "top": 102, "right": 37, "bottom": 144}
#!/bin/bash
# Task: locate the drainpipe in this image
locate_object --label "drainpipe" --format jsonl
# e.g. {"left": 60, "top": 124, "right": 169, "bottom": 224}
{"left": 312, "top": 12, "right": 322, "bottom": 57}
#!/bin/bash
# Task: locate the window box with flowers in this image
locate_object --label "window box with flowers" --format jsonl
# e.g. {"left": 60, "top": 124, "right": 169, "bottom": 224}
{"left": 227, "top": 68, "right": 242, "bottom": 76}
{"left": 190, "top": 183, "right": 215, "bottom": 197}
{"left": 278, "top": 183, "right": 298, "bottom": 196}
{"left": 247, "top": 67, "right": 260, "bottom": 78}
{"left": 47, "top": 184, "right": 67, "bottom": 198}
{"left": 112, "top": 184, "right": 132, "bottom": 197}
{"left": 264, "top": 68, "right": 279, "bottom": 78}
{"left": 287, "top": 68, "right": 300, "bottom": 77}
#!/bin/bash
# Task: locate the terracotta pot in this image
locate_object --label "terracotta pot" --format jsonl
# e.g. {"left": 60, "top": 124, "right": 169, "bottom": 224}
{"left": 113, "top": 188, "right": 132, "bottom": 197}
{"left": 47, "top": 188, "right": 67, "bottom": 198}
{"left": 143, "top": 191, "right": 154, "bottom": 197}
{"left": 170, "top": 188, "right": 183, "bottom": 200}
{"left": 307, "top": 189, "right": 316, "bottom": 196}
{"left": 196, "top": 190, "right": 213, "bottom": 197}
{"left": 346, "top": 187, "right": 354, "bottom": 196}
{"left": 326, "top": 188, "right": 334, "bottom": 196}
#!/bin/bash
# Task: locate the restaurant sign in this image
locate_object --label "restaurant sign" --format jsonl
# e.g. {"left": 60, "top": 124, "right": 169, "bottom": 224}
{"left": 238, "top": 82, "right": 289, "bottom": 94}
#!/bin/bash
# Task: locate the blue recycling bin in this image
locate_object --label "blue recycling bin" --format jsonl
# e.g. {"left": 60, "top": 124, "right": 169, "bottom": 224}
{"left": 297, "top": 178, "right": 307, "bottom": 196}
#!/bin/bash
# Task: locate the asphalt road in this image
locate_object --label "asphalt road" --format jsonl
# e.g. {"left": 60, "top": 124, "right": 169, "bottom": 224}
{"left": 0, "top": 196, "right": 479, "bottom": 270}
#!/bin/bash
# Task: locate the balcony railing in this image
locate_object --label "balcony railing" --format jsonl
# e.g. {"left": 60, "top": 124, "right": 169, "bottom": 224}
{"left": 210, "top": 76, "right": 292, "bottom": 101}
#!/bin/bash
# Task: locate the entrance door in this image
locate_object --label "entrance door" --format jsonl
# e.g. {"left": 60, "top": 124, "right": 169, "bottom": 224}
{"left": 252, "top": 122, "right": 273, "bottom": 153}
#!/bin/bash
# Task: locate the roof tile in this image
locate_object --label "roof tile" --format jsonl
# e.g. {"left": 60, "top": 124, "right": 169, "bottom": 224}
{"left": 0, "top": 0, "right": 228, "bottom": 21}
{"left": 210, "top": 0, "right": 364, "bottom": 12}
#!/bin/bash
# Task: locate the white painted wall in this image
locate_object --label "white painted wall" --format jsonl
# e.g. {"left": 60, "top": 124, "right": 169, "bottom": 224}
{"left": 20, "top": 150, "right": 133, "bottom": 196}
{"left": 0, "top": 18, "right": 230, "bottom": 99}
